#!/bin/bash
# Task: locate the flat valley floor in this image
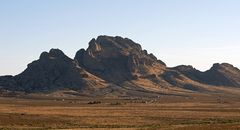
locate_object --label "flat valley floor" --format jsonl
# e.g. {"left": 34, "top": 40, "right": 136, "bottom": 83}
{"left": 0, "top": 96, "right": 240, "bottom": 130}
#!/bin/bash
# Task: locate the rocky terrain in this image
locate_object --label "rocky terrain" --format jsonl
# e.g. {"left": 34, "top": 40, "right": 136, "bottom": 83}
{"left": 0, "top": 35, "right": 240, "bottom": 97}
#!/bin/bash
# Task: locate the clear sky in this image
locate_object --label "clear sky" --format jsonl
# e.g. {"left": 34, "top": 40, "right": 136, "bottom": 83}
{"left": 0, "top": 0, "right": 240, "bottom": 75}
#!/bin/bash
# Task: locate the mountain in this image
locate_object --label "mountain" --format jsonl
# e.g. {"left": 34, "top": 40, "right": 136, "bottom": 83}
{"left": 0, "top": 35, "right": 240, "bottom": 97}
{"left": 74, "top": 36, "right": 166, "bottom": 83}
{"left": 0, "top": 49, "right": 108, "bottom": 93}
{"left": 173, "top": 63, "right": 240, "bottom": 87}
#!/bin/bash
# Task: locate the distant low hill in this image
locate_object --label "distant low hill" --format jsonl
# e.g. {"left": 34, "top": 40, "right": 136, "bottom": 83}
{"left": 1, "top": 35, "right": 240, "bottom": 97}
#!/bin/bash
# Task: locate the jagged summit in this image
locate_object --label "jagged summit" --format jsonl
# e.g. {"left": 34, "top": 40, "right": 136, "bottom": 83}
{"left": 40, "top": 48, "right": 67, "bottom": 60}
{"left": 210, "top": 63, "right": 238, "bottom": 71}
{"left": 93, "top": 36, "right": 143, "bottom": 56}
{"left": 173, "top": 65, "right": 197, "bottom": 72}
{"left": 74, "top": 35, "right": 166, "bottom": 83}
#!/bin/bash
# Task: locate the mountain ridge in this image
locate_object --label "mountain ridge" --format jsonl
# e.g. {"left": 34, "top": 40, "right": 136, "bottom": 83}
{"left": 0, "top": 35, "right": 239, "bottom": 97}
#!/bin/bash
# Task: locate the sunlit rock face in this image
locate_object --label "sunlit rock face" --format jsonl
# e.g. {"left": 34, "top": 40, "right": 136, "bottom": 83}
{"left": 74, "top": 35, "right": 166, "bottom": 83}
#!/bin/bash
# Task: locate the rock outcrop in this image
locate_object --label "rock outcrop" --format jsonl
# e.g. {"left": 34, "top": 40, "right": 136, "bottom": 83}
{"left": 173, "top": 63, "right": 240, "bottom": 87}
{"left": 1, "top": 49, "right": 107, "bottom": 92}
{"left": 74, "top": 36, "right": 166, "bottom": 83}
{"left": 202, "top": 63, "right": 240, "bottom": 87}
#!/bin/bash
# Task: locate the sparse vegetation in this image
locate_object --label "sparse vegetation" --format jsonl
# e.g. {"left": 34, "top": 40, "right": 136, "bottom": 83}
{"left": 87, "top": 101, "right": 101, "bottom": 104}
{"left": 0, "top": 97, "right": 239, "bottom": 130}
{"left": 110, "top": 102, "right": 122, "bottom": 105}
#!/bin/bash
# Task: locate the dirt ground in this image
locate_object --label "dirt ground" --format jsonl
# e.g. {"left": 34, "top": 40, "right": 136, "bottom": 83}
{"left": 0, "top": 96, "right": 240, "bottom": 130}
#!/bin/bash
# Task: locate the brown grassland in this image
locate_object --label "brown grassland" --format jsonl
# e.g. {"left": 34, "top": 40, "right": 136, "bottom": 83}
{"left": 0, "top": 95, "right": 240, "bottom": 130}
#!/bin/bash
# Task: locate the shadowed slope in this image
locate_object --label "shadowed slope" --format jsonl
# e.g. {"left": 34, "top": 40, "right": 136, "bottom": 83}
{"left": 173, "top": 63, "right": 240, "bottom": 87}
{"left": 74, "top": 36, "right": 166, "bottom": 83}
{"left": 1, "top": 49, "right": 107, "bottom": 92}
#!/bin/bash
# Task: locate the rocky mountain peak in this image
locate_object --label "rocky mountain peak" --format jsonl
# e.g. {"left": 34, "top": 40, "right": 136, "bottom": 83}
{"left": 95, "top": 35, "right": 142, "bottom": 51}
{"left": 174, "top": 65, "right": 195, "bottom": 72}
{"left": 173, "top": 63, "right": 240, "bottom": 87}
{"left": 211, "top": 63, "right": 224, "bottom": 70}
{"left": 49, "top": 48, "right": 65, "bottom": 57}
{"left": 210, "top": 63, "right": 238, "bottom": 71}
{"left": 85, "top": 36, "right": 143, "bottom": 58}
{"left": 8, "top": 48, "right": 108, "bottom": 92}
{"left": 40, "top": 48, "right": 69, "bottom": 61}
{"left": 79, "top": 35, "right": 165, "bottom": 66}
{"left": 75, "top": 35, "right": 166, "bottom": 83}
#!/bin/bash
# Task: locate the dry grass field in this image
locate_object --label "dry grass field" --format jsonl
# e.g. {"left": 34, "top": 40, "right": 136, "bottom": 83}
{"left": 0, "top": 96, "right": 240, "bottom": 130}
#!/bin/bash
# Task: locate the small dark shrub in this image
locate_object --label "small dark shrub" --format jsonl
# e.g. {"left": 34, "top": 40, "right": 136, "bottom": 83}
{"left": 87, "top": 101, "right": 101, "bottom": 104}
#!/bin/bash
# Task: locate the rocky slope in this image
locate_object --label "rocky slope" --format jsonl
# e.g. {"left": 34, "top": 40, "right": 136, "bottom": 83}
{"left": 173, "top": 63, "right": 240, "bottom": 87}
{"left": 0, "top": 49, "right": 108, "bottom": 93}
{"left": 0, "top": 35, "right": 240, "bottom": 97}
{"left": 74, "top": 36, "right": 166, "bottom": 83}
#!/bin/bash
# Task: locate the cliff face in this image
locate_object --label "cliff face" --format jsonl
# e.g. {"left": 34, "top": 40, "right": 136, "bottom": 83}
{"left": 0, "top": 35, "right": 240, "bottom": 96}
{"left": 74, "top": 36, "right": 166, "bottom": 83}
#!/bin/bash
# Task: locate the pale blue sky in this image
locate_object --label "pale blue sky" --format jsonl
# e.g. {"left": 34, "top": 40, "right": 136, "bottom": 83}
{"left": 0, "top": 0, "right": 240, "bottom": 75}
